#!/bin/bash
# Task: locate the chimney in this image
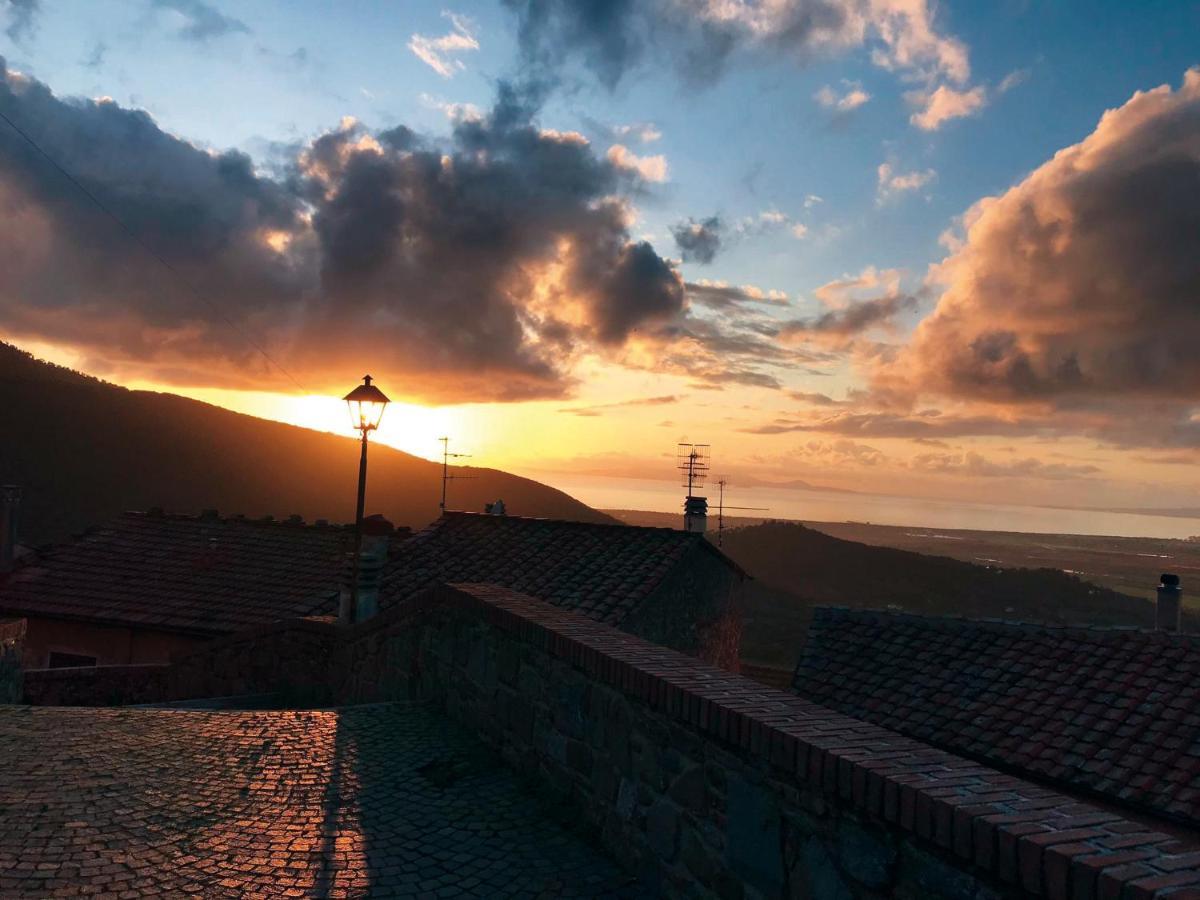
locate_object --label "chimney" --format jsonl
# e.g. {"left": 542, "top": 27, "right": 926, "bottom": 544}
{"left": 1157, "top": 573, "right": 1182, "bottom": 632}
{"left": 341, "top": 514, "right": 394, "bottom": 623}
{"left": 0, "top": 486, "right": 20, "bottom": 573}
{"left": 684, "top": 495, "right": 708, "bottom": 533}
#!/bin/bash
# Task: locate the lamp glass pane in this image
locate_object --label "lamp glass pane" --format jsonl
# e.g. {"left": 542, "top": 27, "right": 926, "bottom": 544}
{"left": 366, "top": 400, "right": 386, "bottom": 429}
{"left": 347, "top": 398, "right": 387, "bottom": 431}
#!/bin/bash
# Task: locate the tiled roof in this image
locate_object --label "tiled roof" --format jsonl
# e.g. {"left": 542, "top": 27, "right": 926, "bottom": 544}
{"left": 0, "top": 510, "right": 406, "bottom": 635}
{"left": 0, "top": 703, "right": 641, "bottom": 897}
{"left": 793, "top": 607, "right": 1200, "bottom": 830}
{"left": 379, "top": 512, "right": 744, "bottom": 625}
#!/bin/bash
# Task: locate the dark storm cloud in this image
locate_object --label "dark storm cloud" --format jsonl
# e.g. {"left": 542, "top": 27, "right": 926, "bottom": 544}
{"left": 82, "top": 42, "right": 106, "bottom": 70}
{"left": 3, "top": 0, "right": 38, "bottom": 43}
{"left": 685, "top": 281, "right": 789, "bottom": 310}
{"left": 671, "top": 215, "right": 724, "bottom": 264}
{"left": 0, "top": 57, "right": 307, "bottom": 377}
{"left": 504, "top": 0, "right": 846, "bottom": 88}
{"left": 0, "top": 62, "right": 689, "bottom": 401}
{"left": 780, "top": 292, "right": 917, "bottom": 344}
{"left": 501, "top": 0, "right": 970, "bottom": 90}
{"left": 152, "top": 0, "right": 250, "bottom": 41}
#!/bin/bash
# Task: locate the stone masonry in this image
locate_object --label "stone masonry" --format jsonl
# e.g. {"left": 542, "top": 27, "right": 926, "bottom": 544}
{"left": 15, "top": 584, "right": 1200, "bottom": 898}
{"left": 408, "top": 585, "right": 1200, "bottom": 899}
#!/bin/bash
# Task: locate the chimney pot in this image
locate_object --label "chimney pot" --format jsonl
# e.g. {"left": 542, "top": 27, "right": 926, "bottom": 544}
{"left": 1157, "top": 572, "right": 1183, "bottom": 632}
{"left": 684, "top": 495, "right": 708, "bottom": 533}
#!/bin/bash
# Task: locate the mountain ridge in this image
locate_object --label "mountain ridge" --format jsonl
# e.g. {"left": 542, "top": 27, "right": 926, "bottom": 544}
{"left": 0, "top": 341, "right": 613, "bottom": 544}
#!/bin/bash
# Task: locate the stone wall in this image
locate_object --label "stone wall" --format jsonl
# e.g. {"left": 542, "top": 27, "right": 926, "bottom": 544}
{"left": 14, "top": 582, "right": 1200, "bottom": 899}
{"left": 407, "top": 584, "right": 1200, "bottom": 900}
{"left": 167, "top": 616, "right": 339, "bottom": 707}
{"left": 0, "top": 618, "right": 24, "bottom": 704}
{"left": 22, "top": 663, "right": 168, "bottom": 707}
{"left": 19, "top": 617, "right": 340, "bottom": 707}
{"left": 17, "top": 615, "right": 207, "bottom": 668}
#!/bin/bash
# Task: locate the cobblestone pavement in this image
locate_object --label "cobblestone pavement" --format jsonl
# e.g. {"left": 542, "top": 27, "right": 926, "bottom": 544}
{"left": 0, "top": 703, "right": 650, "bottom": 898}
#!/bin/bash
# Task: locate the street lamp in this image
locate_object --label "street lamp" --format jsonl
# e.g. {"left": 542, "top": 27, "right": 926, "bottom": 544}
{"left": 344, "top": 374, "right": 390, "bottom": 621}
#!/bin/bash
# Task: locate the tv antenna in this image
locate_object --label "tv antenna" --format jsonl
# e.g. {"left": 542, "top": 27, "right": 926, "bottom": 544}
{"left": 677, "top": 443, "right": 710, "bottom": 494}
{"left": 714, "top": 477, "right": 769, "bottom": 547}
{"left": 438, "top": 436, "right": 475, "bottom": 512}
{"left": 678, "top": 444, "right": 711, "bottom": 533}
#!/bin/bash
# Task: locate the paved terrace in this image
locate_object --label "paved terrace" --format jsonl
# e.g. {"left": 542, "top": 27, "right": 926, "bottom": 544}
{"left": 0, "top": 703, "right": 645, "bottom": 898}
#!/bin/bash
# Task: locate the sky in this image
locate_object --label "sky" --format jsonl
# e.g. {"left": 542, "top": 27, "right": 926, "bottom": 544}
{"left": 1, "top": 0, "right": 1199, "bottom": 518}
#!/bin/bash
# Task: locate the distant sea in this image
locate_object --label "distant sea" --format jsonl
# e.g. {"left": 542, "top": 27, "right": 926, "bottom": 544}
{"left": 542, "top": 474, "right": 1200, "bottom": 540}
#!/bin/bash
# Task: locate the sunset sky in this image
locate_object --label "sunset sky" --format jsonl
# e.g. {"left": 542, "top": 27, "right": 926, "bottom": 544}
{"left": 2, "top": 1, "right": 1199, "bottom": 515}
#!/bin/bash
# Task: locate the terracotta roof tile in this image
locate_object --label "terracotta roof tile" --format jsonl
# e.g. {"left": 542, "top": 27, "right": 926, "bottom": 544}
{"left": 379, "top": 512, "right": 743, "bottom": 625}
{"left": 0, "top": 511, "right": 406, "bottom": 635}
{"left": 793, "top": 607, "right": 1200, "bottom": 831}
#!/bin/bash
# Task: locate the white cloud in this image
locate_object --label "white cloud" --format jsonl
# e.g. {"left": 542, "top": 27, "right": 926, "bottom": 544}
{"left": 814, "top": 265, "right": 905, "bottom": 308}
{"left": 419, "top": 92, "right": 483, "bottom": 122}
{"left": 814, "top": 81, "right": 872, "bottom": 113}
{"left": 997, "top": 68, "right": 1030, "bottom": 95}
{"left": 606, "top": 144, "right": 669, "bottom": 182}
{"left": 733, "top": 208, "right": 808, "bottom": 239}
{"left": 408, "top": 12, "right": 479, "bottom": 78}
{"left": 909, "top": 84, "right": 987, "bottom": 130}
{"left": 877, "top": 163, "right": 936, "bottom": 202}
{"left": 613, "top": 122, "right": 663, "bottom": 143}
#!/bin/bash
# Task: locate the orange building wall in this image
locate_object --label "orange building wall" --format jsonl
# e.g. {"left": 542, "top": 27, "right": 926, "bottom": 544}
{"left": 19, "top": 617, "right": 209, "bottom": 668}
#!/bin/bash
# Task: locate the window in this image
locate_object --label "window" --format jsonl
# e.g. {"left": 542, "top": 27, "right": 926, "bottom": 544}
{"left": 47, "top": 650, "right": 98, "bottom": 668}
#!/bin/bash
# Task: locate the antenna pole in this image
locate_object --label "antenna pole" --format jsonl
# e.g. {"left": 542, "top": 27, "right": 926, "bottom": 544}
{"left": 718, "top": 478, "right": 726, "bottom": 547}
{"left": 439, "top": 437, "right": 449, "bottom": 512}
{"left": 437, "top": 436, "right": 473, "bottom": 513}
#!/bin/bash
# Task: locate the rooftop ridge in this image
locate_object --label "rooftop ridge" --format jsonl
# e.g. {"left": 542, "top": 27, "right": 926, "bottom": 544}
{"left": 811, "top": 604, "right": 1183, "bottom": 643}
{"left": 434, "top": 510, "right": 749, "bottom": 577}
{"left": 122, "top": 509, "right": 356, "bottom": 531}
{"left": 440, "top": 508, "right": 701, "bottom": 536}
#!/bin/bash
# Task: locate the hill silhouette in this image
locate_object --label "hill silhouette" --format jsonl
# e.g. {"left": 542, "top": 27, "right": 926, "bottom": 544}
{"left": 716, "top": 521, "right": 1158, "bottom": 666}
{"left": 0, "top": 342, "right": 613, "bottom": 544}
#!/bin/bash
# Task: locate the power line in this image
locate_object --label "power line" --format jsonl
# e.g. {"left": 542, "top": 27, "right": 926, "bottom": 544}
{"left": 0, "top": 106, "right": 310, "bottom": 394}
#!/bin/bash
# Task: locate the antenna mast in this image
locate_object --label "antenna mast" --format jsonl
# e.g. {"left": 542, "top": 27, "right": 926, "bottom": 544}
{"left": 438, "top": 436, "right": 474, "bottom": 512}
{"left": 714, "top": 476, "right": 769, "bottom": 547}
{"left": 677, "top": 443, "right": 711, "bottom": 533}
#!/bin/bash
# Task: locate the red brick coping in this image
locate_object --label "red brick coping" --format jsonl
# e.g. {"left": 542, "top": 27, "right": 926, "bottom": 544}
{"left": 441, "top": 583, "right": 1200, "bottom": 900}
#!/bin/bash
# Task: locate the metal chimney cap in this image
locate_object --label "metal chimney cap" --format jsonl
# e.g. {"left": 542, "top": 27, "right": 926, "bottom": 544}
{"left": 1161, "top": 573, "right": 1181, "bottom": 587}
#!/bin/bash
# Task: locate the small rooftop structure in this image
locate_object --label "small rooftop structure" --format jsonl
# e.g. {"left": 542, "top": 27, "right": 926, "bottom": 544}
{"left": 793, "top": 606, "right": 1200, "bottom": 831}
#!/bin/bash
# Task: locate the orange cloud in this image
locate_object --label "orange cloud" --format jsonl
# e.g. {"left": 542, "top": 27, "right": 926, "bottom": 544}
{"left": 908, "top": 84, "right": 986, "bottom": 130}
{"left": 891, "top": 68, "right": 1200, "bottom": 408}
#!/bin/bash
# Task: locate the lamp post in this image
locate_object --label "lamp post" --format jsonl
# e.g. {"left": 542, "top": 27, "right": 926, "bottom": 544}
{"left": 344, "top": 374, "right": 390, "bottom": 621}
